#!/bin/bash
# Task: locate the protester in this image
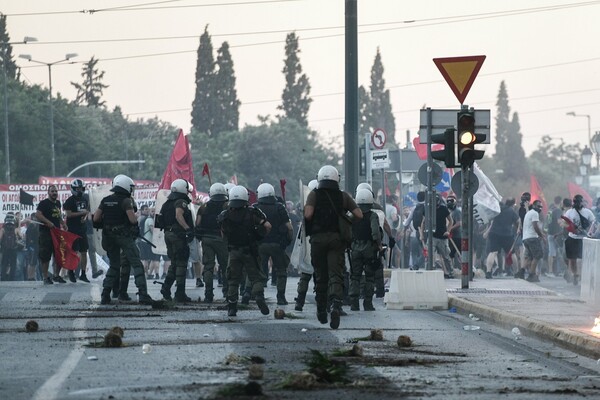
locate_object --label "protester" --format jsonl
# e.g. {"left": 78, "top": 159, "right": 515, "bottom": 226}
{"left": 484, "top": 198, "right": 519, "bottom": 278}
{"left": 36, "top": 185, "right": 65, "bottom": 284}
{"left": 563, "top": 194, "right": 595, "bottom": 286}
{"left": 421, "top": 194, "right": 454, "bottom": 278}
{"left": 0, "top": 213, "right": 19, "bottom": 281}
{"left": 63, "top": 179, "right": 90, "bottom": 283}
{"left": 520, "top": 200, "right": 546, "bottom": 282}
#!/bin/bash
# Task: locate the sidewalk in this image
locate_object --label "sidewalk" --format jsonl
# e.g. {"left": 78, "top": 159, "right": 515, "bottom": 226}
{"left": 445, "top": 276, "right": 600, "bottom": 358}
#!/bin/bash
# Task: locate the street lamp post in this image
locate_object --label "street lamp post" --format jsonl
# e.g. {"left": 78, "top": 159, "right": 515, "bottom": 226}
{"left": 2, "top": 36, "right": 37, "bottom": 184}
{"left": 566, "top": 111, "right": 591, "bottom": 146}
{"left": 18, "top": 52, "right": 78, "bottom": 176}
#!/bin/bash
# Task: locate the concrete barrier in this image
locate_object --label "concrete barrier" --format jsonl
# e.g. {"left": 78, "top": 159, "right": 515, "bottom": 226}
{"left": 384, "top": 270, "right": 448, "bottom": 310}
{"left": 581, "top": 238, "right": 600, "bottom": 306}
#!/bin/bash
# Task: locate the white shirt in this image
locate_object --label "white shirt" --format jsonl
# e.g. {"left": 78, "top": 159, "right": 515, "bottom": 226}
{"left": 522, "top": 209, "right": 541, "bottom": 240}
{"left": 564, "top": 207, "right": 596, "bottom": 239}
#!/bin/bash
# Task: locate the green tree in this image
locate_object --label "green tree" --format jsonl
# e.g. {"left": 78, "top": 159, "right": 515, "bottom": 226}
{"left": 0, "top": 15, "right": 17, "bottom": 80}
{"left": 191, "top": 26, "right": 217, "bottom": 136}
{"left": 528, "top": 135, "right": 581, "bottom": 200}
{"left": 213, "top": 42, "right": 240, "bottom": 134}
{"left": 278, "top": 32, "right": 312, "bottom": 127}
{"left": 71, "top": 56, "right": 108, "bottom": 107}
{"left": 190, "top": 119, "right": 337, "bottom": 199}
{"left": 494, "top": 80, "right": 528, "bottom": 183}
{"left": 364, "top": 48, "right": 396, "bottom": 146}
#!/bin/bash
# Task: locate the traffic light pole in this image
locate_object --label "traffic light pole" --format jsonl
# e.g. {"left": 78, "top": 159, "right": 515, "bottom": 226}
{"left": 461, "top": 164, "right": 471, "bottom": 289}
{"left": 425, "top": 108, "right": 434, "bottom": 271}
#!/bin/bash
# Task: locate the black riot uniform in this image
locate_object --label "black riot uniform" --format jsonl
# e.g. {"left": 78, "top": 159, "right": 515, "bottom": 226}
{"left": 218, "top": 205, "right": 270, "bottom": 317}
{"left": 256, "top": 197, "right": 292, "bottom": 305}
{"left": 98, "top": 189, "right": 152, "bottom": 305}
{"left": 159, "top": 192, "right": 194, "bottom": 302}
{"left": 196, "top": 199, "right": 229, "bottom": 302}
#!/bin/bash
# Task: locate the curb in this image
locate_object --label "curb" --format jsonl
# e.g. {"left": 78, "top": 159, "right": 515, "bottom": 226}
{"left": 448, "top": 295, "right": 600, "bottom": 359}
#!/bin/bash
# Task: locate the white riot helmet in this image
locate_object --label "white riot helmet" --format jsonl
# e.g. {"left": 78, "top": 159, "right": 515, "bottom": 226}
{"left": 308, "top": 179, "right": 318, "bottom": 191}
{"left": 257, "top": 183, "right": 275, "bottom": 199}
{"left": 209, "top": 183, "right": 228, "bottom": 201}
{"left": 356, "top": 182, "right": 375, "bottom": 199}
{"left": 317, "top": 165, "right": 340, "bottom": 189}
{"left": 171, "top": 178, "right": 193, "bottom": 194}
{"left": 224, "top": 182, "right": 235, "bottom": 193}
{"left": 228, "top": 185, "right": 249, "bottom": 208}
{"left": 111, "top": 174, "right": 135, "bottom": 195}
{"left": 356, "top": 188, "right": 374, "bottom": 205}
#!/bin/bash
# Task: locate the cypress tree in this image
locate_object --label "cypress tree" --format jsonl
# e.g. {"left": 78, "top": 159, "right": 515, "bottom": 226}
{"left": 278, "top": 32, "right": 312, "bottom": 127}
{"left": 0, "top": 15, "right": 17, "bottom": 80}
{"left": 365, "top": 48, "right": 396, "bottom": 146}
{"left": 191, "top": 26, "right": 217, "bottom": 135}
{"left": 494, "top": 80, "right": 528, "bottom": 181}
{"left": 71, "top": 57, "right": 109, "bottom": 107}
{"left": 214, "top": 42, "right": 240, "bottom": 134}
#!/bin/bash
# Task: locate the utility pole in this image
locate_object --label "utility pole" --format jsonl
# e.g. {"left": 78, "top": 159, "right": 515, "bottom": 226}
{"left": 344, "top": 0, "right": 358, "bottom": 192}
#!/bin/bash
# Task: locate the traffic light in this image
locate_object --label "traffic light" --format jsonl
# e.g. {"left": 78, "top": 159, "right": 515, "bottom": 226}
{"left": 457, "top": 110, "right": 485, "bottom": 167}
{"left": 431, "top": 128, "right": 456, "bottom": 168}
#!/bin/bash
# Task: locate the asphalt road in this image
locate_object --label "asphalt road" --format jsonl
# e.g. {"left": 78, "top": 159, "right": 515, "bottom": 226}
{"left": 1, "top": 277, "right": 600, "bottom": 399}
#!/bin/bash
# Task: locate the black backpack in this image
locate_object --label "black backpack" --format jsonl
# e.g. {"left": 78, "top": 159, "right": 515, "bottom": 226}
{"left": 1, "top": 224, "right": 17, "bottom": 251}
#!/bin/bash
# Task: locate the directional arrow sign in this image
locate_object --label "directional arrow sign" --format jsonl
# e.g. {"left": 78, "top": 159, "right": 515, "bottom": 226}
{"left": 433, "top": 55, "right": 486, "bottom": 104}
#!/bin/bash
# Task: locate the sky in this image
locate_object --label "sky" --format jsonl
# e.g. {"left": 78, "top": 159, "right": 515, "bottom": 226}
{"left": 4, "top": 0, "right": 600, "bottom": 163}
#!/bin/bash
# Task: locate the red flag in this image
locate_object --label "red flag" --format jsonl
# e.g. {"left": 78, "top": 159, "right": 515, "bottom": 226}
{"left": 201, "top": 163, "right": 212, "bottom": 186}
{"left": 384, "top": 173, "right": 391, "bottom": 196}
{"left": 413, "top": 137, "right": 443, "bottom": 160}
{"left": 50, "top": 228, "right": 81, "bottom": 271}
{"left": 230, "top": 175, "right": 238, "bottom": 185}
{"left": 158, "top": 129, "right": 197, "bottom": 198}
{"left": 567, "top": 182, "right": 593, "bottom": 207}
{"left": 279, "top": 179, "right": 287, "bottom": 201}
{"left": 529, "top": 175, "right": 547, "bottom": 216}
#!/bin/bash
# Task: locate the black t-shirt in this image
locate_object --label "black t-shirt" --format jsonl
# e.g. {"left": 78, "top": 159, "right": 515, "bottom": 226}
{"left": 490, "top": 206, "right": 519, "bottom": 237}
{"left": 63, "top": 195, "right": 89, "bottom": 234}
{"left": 547, "top": 205, "right": 562, "bottom": 235}
{"left": 433, "top": 205, "right": 450, "bottom": 239}
{"left": 36, "top": 198, "right": 62, "bottom": 232}
{"left": 450, "top": 208, "right": 462, "bottom": 237}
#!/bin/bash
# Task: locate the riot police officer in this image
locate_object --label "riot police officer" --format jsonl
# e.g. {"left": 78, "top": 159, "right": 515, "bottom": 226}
{"left": 350, "top": 189, "right": 382, "bottom": 311}
{"left": 196, "top": 182, "right": 229, "bottom": 303}
{"left": 294, "top": 178, "right": 318, "bottom": 311}
{"left": 93, "top": 175, "right": 153, "bottom": 305}
{"left": 159, "top": 179, "right": 195, "bottom": 303}
{"left": 218, "top": 186, "right": 272, "bottom": 317}
{"left": 255, "top": 183, "right": 293, "bottom": 305}
{"left": 304, "top": 165, "right": 362, "bottom": 329}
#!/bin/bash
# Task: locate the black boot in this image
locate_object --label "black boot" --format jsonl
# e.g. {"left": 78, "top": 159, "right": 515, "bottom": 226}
{"left": 350, "top": 298, "right": 360, "bottom": 311}
{"left": 316, "top": 303, "right": 328, "bottom": 324}
{"left": 228, "top": 300, "right": 238, "bottom": 317}
{"left": 294, "top": 292, "right": 306, "bottom": 312}
{"left": 138, "top": 292, "right": 154, "bottom": 305}
{"left": 277, "top": 291, "right": 288, "bottom": 306}
{"left": 118, "top": 292, "right": 132, "bottom": 301}
{"left": 330, "top": 300, "right": 342, "bottom": 330}
{"left": 241, "top": 290, "right": 251, "bottom": 305}
{"left": 363, "top": 298, "right": 375, "bottom": 311}
{"left": 255, "top": 295, "right": 270, "bottom": 315}
{"left": 101, "top": 289, "right": 111, "bottom": 305}
{"left": 203, "top": 288, "right": 214, "bottom": 303}
{"left": 174, "top": 287, "right": 192, "bottom": 303}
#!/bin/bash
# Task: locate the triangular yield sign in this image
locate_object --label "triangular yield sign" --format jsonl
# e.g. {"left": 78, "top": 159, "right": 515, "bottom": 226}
{"left": 433, "top": 55, "right": 486, "bottom": 104}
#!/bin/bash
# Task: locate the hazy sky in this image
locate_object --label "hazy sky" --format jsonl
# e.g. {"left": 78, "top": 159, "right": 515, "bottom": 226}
{"left": 4, "top": 0, "right": 600, "bottom": 161}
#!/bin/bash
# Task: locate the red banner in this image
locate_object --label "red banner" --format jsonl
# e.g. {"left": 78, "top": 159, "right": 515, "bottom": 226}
{"left": 158, "top": 129, "right": 197, "bottom": 198}
{"left": 50, "top": 228, "right": 81, "bottom": 271}
{"left": 567, "top": 182, "right": 593, "bottom": 208}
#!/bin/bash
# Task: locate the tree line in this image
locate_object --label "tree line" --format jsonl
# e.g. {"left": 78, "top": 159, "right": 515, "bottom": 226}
{"left": 1, "top": 14, "right": 581, "bottom": 202}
